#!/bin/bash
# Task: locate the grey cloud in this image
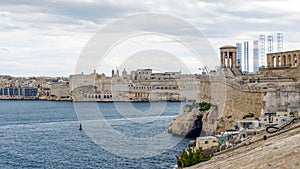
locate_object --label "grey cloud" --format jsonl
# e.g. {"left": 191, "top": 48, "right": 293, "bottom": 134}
{"left": 0, "top": 0, "right": 299, "bottom": 76}
{"left": 1, "top": 48, "right": 9, "bottom": 52}
{"left": 0, "top": 0, "right": 145, "bottom": 22}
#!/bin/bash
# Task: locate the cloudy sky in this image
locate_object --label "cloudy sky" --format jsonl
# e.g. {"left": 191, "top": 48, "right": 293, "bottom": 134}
{"left": 0, "top": 0, "right": 300, "bottom": 76}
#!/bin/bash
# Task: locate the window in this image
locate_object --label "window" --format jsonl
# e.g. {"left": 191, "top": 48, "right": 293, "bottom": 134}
{"left": 204, "top": 141, "right": 209, "bottom": 144}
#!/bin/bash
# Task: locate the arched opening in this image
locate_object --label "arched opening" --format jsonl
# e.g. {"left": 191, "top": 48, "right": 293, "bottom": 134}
{"left": 277, "top": 56, "right": 281, "bottom": 67}
{"left": 229, "top": 52, "right": 233, "bottom": 68}
{"left": 293, "top": 54, "right": 297, "bottom": 66}
{"left": 224, "top": 52, "right": 228, "bottom": 68}
{"left": 273, "top": 56, "right": 276, "bottom": 67}
{"left": 287, "top": 55, "right": 292, "bottom": 66}
{"left": 283, "top": 55, "right": 286, "bottom": 67}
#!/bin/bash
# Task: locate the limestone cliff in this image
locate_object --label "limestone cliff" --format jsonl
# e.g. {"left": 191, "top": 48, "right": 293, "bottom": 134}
{"left": 168, "top": 104, "right": 199, "bottom": 137}
{"left": 168, "top": 103, "right": 218, "bottom": 137}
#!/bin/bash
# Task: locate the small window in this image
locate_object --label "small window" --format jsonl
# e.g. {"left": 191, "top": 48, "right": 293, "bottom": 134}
{"left": 204, "top": 141, "right": 209, "bottom": 144}
{"left": 213, "top": 140, "right": 217, "bottom": 143}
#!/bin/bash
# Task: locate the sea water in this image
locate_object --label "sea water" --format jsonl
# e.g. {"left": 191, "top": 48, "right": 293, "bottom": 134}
{"left": 0, "top": 100, "right": 191, "bottom": 169}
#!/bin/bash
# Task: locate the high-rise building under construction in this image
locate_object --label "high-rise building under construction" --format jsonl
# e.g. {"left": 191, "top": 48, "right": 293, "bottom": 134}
{"left": 259, "top": 35, "right": 266, "bottom": 67}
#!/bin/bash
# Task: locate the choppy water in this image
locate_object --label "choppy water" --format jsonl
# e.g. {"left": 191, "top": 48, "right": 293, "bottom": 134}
{"left": 0, "top": 100, "right": 191, "bottom": 169}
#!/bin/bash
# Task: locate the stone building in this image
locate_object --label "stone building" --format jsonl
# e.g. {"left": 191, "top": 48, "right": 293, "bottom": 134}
{"left": 196, "top": 45, "right": 300, "bottom": 134}
{"left": 195, "top": 136, "right": 219, "bottom": 150}
{"left": 69, "top": 70, "right": 97, "bottom": 92}
{"left": 267, "top": 50, "right": 300, "bottom": 68}
{"left": 220, "top": 45, "right": 237, "bottom": 68}
{"left": 70, "top": 68, "right": 200, "bottom": 102}
{"left": 50, "top": 83, "right": 70, "bottom": 100}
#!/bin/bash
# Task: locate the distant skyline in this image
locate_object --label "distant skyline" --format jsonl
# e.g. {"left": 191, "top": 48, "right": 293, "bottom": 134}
{"left": 1, "top": 0, "right": 300, "bottom": 76}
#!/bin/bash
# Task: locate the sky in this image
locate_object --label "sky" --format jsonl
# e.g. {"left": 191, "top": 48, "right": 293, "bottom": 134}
{"left": 0, "top": 0, "right": 300, "bottom": 77}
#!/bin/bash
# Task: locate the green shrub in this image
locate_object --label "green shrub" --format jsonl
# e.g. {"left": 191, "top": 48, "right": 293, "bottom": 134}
{"left": 198, "top": 102, "right": 211, "bottom": 112}
{"left": 176, "top": 147, "right": 212, "bottom": 168}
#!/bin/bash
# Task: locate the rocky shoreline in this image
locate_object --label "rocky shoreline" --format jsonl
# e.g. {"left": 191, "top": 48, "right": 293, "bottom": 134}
{"left": 168, "top": 102, "right": 217, "bottom": 138}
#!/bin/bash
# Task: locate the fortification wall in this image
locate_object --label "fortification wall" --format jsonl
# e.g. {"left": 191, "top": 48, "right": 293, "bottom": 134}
{"left": 199, "top": 75, "right": 300, "bottom": 133}
{"left": 259, "top": 66, "right": 300, "bottom": 81}
{"left": 263, "top": 82, "right": 300, "bottom": 113}
{"left": 198, "top": 77, "right": 264, "bottom": 133}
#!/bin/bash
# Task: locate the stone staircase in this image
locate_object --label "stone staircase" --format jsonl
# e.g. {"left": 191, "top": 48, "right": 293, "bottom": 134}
{"left": 230, "top": 68, "right": 243, "bottom": 77}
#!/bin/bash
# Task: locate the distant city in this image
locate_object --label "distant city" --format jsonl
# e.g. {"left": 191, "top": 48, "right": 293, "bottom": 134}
{"left": 0, "top": 68, "right": 199, "bottom": 101}
{"left": 1, "top": 34, "right": 298, "bottom": 103}
{"left": 236, "top": 33, "right": 283, "bottom": 72}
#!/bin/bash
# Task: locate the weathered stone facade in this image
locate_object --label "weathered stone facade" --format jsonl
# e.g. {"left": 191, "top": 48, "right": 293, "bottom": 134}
{"left": 198, "top": 75, "right": 264, "bottom": 134}
{"left": 70, "top": 69, "right": 199, "bottom": 102}
{"left": 197, "top": 65, "right": 300, "bottom": 134}
{"left": 263, "top": 82, "right": 300, "bottom": 113}
{"left": 267, "top": 50, "right": 300, "bottom": 68}
{"left": 259, "top": 65, "right": 300, "bottom": 81}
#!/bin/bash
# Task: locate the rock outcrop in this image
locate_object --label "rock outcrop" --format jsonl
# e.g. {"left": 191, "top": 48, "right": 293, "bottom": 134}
{"left": 168, "top": 103, "right": 218, "bottom": 137}
{"left": 168, "top": 104, "right": 200, "bottom": 137}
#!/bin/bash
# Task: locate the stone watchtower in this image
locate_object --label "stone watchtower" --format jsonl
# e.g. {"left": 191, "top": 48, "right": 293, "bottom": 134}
{"left": 220, "top": 45, "right": 237, "bottom": 68}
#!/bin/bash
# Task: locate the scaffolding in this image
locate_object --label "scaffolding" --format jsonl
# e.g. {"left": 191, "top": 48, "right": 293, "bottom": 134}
{"left": 267, "top": 35, "right": 273, "bottom": 53}
{"left": 259, "top": 35, "right": 265, "bottom": 67}
{"left": 277, "top": 33, "right": 283, "bottom": 52}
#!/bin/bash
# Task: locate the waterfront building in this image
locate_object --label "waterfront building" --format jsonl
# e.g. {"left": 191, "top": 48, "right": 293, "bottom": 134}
{"left": 136, "top": 69, "right": 152, "bottom": 81}
{"left": 69, "top": 71, "right": 97, "bottom": 92}
{"left": 121, "top": 68, "right": 129, "bottom": 80}
{"left": 50, "top": 84, "right": 70, "bottom": 100}
{"left": 0, "top": 87, "right": 38, "bottom": 99}
{"left": 69, "top": 69, "right": 199, "bottom": 102}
